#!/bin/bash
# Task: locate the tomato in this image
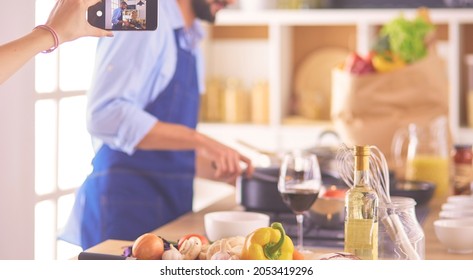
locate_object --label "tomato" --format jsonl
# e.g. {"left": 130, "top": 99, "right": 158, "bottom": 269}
{"left": 344, "top": 52, "right": 375, "bottom": 75}
{"left": 177, "top": 233, "right": 209, "bottom": 250}
{"left": 293, "top": 249, "right": 305, "bottom": 260}
{"left": 323, "top": 189, "right": 346, "bottom": 199}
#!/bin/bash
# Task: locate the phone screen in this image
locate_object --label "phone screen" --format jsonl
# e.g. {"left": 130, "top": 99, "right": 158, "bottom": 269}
{"left": 88, "top": 0, "right": 158, "bottom": 31}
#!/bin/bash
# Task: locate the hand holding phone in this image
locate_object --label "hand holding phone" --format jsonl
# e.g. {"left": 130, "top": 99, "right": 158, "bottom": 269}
{"left": 88, "top": 0, "right": 158, "bottom": 31}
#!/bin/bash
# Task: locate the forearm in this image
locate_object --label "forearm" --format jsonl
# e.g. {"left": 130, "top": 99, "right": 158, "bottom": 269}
{"left": 0, "top": 28, "right": 54, "bottom": 84}
{"left": 137, "top": 121, "right": 253, "bottom": 183}
{"left": 136, "top": 121, "right": 202, "bottom": 151}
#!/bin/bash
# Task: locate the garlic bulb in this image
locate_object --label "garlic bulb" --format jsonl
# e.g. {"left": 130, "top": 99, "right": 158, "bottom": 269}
{"left": 206, "top": 239, "right": 231, "bottom": 260}
{"left": 199, "top": 243, "right": 210, "bottom": 260}
{"left": 210, "top": 239, "right": 232, "bottom": 260}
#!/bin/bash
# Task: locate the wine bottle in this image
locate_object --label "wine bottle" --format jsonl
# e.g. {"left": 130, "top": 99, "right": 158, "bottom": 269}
{"left": 344, "top": 145, "right": 379, "bottom": 260}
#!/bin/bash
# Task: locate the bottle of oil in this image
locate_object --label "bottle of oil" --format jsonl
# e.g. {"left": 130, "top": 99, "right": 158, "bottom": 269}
{"left": 344, "top": 145, "right": 379, "bottom": 260}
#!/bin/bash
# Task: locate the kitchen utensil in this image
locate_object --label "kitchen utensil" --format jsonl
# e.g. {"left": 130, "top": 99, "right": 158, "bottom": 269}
{"left": 447, "top": 195, "right": 473, "bottom": 204}
{"left": 78, "top": 252, "right": 136, "bottom": 260}
{"left": 439, "top": 209, "right": 473, "bottom": 219}
{"left": 294, "top": 47, "right": 349, "bottom": 120}
{"left": 237, "top": 128, "right": 343, "bottom": 178}
{"left": 378, "top": 197, "right": 425, "bottom": 260}
{"left": 306, "top": 129, "right": 342, "bottom": 178}
{"left": 204, "top": 211, "right": 270, "bottom": 242}
{"left": 434, "top": 218, "right": 473, "bottom": 254}
{"left": 277, "top": 151, "right": 322, "bottom": 251}
{"left": 442, "top": 201, "right": 473, "bottom": 210}
{"left": 237, "top": 166, "right": 346, "bottom": 213}
{"left": 390, "top": 180, "right": 436, "bottom": 206}
{"left": 392, "top": 116, "right": 450, "bottom": 198}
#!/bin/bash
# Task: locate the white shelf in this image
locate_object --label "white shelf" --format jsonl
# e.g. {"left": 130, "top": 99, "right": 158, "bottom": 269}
{"left": 216, "top": 9, "right": 473, "bottom": 26}
{"left": 202, "top": 8, "right": 473, "bottom": 150}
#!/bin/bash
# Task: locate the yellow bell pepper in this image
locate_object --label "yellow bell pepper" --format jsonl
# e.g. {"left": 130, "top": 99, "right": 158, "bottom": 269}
{"left": 241, "top": 222, "right": 294, "bottom": 260}
{"left": 372, "top": 52, "right": 406, "bottom": 73}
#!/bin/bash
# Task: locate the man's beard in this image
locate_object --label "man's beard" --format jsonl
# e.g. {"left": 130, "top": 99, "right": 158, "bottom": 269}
{"left": 192, "top": 0, "right": 217, "bottom": 23}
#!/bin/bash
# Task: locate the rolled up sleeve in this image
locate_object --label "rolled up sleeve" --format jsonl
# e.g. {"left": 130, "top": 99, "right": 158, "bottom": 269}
{"left": 87, "top": 24, "right": 176, "bottom": 155}
{"left": 87, "top": 98, "right": 157, "bottom": 155}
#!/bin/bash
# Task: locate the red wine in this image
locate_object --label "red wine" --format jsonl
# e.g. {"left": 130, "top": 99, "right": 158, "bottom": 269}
{"left": 280, "top": 190, "right": 319, "bottom": 213}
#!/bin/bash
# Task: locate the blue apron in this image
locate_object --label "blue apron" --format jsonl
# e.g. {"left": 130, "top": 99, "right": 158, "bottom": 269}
{"left": 61, "top": 28, "right": 199, "bottom": 249}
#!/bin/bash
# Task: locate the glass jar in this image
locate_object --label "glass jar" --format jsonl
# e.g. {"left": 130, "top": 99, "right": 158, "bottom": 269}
{"left": 453, "top": 144, "right": 473, "bottom": 195}
{"left": 378, "top": 197, "right": 425, "bottom": 260}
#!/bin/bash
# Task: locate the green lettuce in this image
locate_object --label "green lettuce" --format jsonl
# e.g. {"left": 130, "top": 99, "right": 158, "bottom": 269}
{"left": 380, "top": 15, "right": 435, "bottom": 63}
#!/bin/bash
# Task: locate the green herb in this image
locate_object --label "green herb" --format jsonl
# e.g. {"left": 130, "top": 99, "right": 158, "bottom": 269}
{"left": 380, "top": 15, "right": 434, "bottom": 63}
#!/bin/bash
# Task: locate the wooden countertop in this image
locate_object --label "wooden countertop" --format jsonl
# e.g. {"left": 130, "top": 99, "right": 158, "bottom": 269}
{"left": 85, "top": 193, "right": 473, "bottom": 260}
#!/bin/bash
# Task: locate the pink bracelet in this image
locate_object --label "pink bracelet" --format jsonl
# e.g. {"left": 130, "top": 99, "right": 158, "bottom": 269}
{"left": 34, "top": 24, "right": 59, "bottom": 53}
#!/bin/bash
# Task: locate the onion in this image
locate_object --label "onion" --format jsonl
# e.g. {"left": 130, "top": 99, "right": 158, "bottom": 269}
{"left": 132, "top": 233, "right": 164, "bottom": 260}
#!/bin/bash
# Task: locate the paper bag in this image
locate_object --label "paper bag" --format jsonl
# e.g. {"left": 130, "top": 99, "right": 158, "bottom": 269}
{"left": 331, "top": 53, "right": 450, "bottom": 169}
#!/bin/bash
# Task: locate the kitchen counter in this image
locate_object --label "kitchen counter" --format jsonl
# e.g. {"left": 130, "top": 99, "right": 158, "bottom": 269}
{"left": 84, "top": 193, "right": 473, "bottom": 260}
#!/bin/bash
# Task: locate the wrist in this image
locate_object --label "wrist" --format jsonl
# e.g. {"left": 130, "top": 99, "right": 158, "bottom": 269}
{"left": 33, "top": 25, "right": 59, "bottom": 53}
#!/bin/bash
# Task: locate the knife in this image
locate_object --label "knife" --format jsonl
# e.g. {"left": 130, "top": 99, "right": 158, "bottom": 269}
{"left": 78, "top": 252, "right": 136, "bottom": 260}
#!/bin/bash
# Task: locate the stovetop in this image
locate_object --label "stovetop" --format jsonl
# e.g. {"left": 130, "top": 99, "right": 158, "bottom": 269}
{"left": 259, "top": 211, "right": 345, "bottom": 249}
{"left": 252, "top": 205, "right": 430, "bottom": 249}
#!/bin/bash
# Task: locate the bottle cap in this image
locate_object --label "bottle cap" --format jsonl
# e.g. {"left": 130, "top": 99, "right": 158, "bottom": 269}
{"left": 354, "top": 145, "right": 370, "bottom": 156}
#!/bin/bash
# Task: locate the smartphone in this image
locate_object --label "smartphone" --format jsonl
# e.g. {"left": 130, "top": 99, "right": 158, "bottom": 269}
{"left": 88, "top": 0, "right": 158, "bottom": 31}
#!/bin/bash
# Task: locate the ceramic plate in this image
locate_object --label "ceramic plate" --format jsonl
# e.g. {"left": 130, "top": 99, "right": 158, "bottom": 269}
{"left": 294, "top": 47, "right": 349, "bottom": 121}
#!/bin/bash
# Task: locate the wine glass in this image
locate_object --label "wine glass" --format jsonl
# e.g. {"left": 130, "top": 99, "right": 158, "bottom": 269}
{"left": 278, "top": 151, "right": 323, "bottom": 252}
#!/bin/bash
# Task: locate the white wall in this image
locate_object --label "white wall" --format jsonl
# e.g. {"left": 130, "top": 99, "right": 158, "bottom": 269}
{"left": 0, "top": 1, "right": 35, "bottom": 259}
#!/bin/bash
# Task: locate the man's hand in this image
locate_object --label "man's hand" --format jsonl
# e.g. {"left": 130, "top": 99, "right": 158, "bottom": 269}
{"left": 195, "top": 134, "right": 253, "bottom": 185}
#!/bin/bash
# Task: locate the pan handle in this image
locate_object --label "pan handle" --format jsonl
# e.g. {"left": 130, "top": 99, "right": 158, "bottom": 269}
{"left": 243, "top": 169, "right": 279, "bottom": 183}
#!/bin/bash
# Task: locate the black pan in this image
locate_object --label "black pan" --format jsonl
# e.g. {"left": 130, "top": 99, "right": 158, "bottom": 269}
{"left": 237, "top": 166, "right": 347, "bottom": 213}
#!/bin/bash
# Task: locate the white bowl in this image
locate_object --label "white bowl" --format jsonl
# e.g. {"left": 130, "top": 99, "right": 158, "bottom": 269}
{"left": 442, "top": 202, "right": 473, "bottom": 211}
{"left": 439, "top": 209, "right": 473, "bottom": 219}
{"left": 434, "top": 218, "right": 473, "bottom": 254}
{"left": 446, "top": 195, "right": 473, "bottom": 205}
{"left": 204, "top": 211, "right": 270, "bottom": 242}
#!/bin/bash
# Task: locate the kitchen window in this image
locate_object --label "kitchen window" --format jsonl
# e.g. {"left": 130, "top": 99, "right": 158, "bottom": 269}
{"left": 34, "top": 0, "right": 97, "bottom": 259}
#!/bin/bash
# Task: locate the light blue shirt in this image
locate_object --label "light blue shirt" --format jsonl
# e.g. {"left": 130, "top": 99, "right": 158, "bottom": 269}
{"left": 111, "top": 7, "right": 122, "bottom": 25}
{"left": 87, "top": 0, "right": 205, "bottom": 155}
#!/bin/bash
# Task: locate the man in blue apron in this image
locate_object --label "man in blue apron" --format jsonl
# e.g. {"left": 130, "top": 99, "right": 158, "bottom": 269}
{"left": 60, "top": 0, "right": 248, "bottom": 250}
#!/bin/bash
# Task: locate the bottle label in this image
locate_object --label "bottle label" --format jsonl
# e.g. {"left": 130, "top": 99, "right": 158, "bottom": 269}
{"left": 344, "top": 219, "right": 378, "bottom": 260}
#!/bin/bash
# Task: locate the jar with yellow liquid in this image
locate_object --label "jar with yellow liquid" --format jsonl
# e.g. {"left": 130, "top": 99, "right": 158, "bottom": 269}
{"left": 392, "top": 116, "right": 450, "bottom": 198}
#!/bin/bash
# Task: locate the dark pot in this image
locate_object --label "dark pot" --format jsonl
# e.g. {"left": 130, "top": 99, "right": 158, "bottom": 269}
{"left": 236, "top": 166, "right": 348, "bottom": 216}
{"left": 237, "top": 167, "right": 290, "bottom": 213}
